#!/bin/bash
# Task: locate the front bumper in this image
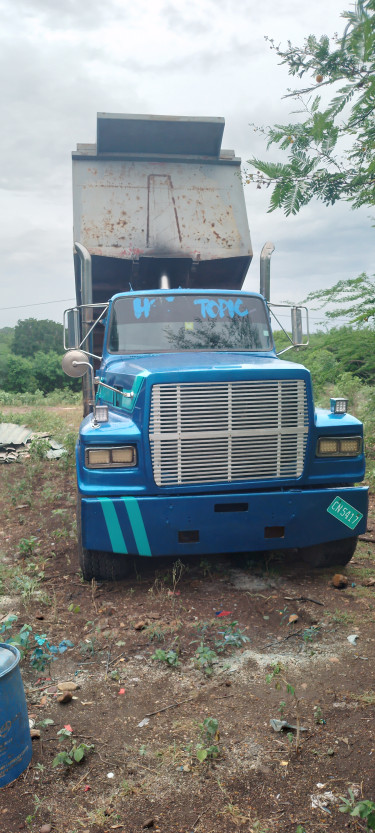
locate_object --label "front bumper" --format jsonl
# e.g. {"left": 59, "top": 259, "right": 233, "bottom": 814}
{"left": 79, "top": 486, "right": 368, "bottom": 557}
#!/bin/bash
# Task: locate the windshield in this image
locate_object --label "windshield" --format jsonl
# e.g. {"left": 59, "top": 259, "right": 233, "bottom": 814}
{"left": 108, "top": 293, "right": 272, "bottom": 353}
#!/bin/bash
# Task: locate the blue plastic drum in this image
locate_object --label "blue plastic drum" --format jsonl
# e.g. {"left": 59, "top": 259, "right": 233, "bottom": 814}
{"left": 0, "top": 643, "right": 32, "bottom": 788}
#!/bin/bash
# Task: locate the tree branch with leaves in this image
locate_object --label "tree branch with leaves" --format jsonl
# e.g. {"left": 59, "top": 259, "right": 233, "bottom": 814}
{"left": 246, "top": 0, "right": 375, "bottom": 215}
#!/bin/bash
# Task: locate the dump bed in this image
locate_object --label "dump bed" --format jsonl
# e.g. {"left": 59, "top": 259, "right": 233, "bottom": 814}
{"left": 72, "top": 113, "right": 252, "bottom": 305}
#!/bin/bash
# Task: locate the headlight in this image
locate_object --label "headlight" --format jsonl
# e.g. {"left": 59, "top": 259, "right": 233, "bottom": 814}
{"left": 316, "top": 436, "right": 362, "bottom": 457}
{"left": 85, "top": 446, "right": 137, "bottom": 468}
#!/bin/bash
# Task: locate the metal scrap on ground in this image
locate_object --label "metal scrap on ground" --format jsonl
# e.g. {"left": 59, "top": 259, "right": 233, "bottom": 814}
{"left": 0, "top": 423, "right": 66, "bottom": 463}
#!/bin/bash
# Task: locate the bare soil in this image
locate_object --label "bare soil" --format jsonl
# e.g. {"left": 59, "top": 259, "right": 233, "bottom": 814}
{"left": 0, "top": 406, "right": 375, "bottom": 833}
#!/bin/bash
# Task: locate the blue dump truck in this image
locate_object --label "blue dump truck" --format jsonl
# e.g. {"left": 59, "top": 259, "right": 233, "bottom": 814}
{"left": 62, "top": 113, "right": 368, "bottom": 580}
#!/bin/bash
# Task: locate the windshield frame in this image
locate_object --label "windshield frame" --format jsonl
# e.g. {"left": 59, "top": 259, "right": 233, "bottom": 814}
{"left": 106, "top": 291, "right": 274, "bottom": 355}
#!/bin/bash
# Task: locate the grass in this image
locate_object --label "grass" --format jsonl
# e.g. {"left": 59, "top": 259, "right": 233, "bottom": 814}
{"left": 0, "top": 389, "right": 81, "bottom": 406}
{"left": 330, "top": 609, "right": 355, "bottom": 626}
{"left": 347, "top": 690, "right": 375, "bottom": 705}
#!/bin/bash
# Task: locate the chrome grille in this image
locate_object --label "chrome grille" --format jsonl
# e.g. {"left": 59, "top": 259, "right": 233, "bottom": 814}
{"left": 149, "top": 380, "right": 309, "bottom": 486}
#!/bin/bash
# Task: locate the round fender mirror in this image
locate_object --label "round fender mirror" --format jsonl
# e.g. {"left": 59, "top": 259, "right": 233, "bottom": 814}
{"left": 62, "top": 349, "right": 90, "bottom": 378}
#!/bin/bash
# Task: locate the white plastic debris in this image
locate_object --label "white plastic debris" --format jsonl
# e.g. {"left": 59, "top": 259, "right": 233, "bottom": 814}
{"left": 138, "top": 718, "right": 150, "bottom": 728}
{"left": 311, "top": 791, "right": 336, "bottom": 811}
{"left": 347, "top": 634, "right": 359, "bottom": 645}
{"left": 107, "top": 772, "right": 115, "bottom": 779}
{"left": 270, "top": 718, "right": 308, "bottom": 733}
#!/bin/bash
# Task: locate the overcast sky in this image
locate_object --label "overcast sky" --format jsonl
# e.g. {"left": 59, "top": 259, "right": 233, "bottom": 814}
{"left": 1, "top": 0, "right": 373, "bottom": 331}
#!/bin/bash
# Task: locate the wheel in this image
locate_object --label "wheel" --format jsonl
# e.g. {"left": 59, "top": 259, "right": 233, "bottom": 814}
{"left": 76, "top": 494, "right": 132, "bottom": 581}
{"left": 298, "top": 537, "right": 358, "bottom": 568}
{"left": 79, "top": 546, "right": 132, "bottom": 581}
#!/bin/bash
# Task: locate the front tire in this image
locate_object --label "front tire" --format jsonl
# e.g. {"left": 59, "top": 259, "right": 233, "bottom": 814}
{"left": 79, "top": 546, "right": 132, "bottom": 581}
{"left": 76, "top": 494, "right": 132, "bottom": 581}
{"left": 298, "top": 537, "right": 358, "bottom": 568}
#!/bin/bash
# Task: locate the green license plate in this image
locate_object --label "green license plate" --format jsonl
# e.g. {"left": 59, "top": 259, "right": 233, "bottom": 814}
{"left": 327, "top": 496, "right": 363, "bottom": 530}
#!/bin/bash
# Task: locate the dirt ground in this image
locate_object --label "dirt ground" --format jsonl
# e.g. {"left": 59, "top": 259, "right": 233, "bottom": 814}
{"left": 0, "top": 406, "right": 374, "bottom": 833}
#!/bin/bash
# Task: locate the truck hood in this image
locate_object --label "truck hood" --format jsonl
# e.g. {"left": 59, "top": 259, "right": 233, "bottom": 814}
{"left": 100, "top": 351, "right": 310, "bottom": 390}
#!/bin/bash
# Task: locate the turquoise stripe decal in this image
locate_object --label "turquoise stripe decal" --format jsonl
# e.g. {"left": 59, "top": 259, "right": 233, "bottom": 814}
{"left": 99, "top": 498, "right": 128, "bottom": 554}
{"left": 123, "top": 497, "right": 152, "bottom": 557}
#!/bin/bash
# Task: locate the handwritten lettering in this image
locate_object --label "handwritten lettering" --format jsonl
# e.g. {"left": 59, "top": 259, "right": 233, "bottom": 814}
{"left": 133, "top": 298, "right": 156, "bottom": 319}
{"left": 132, "top": 296, "right": 250, "bottom": 320}
{"left": 193, "top": 298, "right": 249, "bottom": 319}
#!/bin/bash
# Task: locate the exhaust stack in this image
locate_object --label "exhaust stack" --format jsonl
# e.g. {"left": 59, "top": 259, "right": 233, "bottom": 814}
{"left": 260, "top": 241, "right": 275, "bottom": 302}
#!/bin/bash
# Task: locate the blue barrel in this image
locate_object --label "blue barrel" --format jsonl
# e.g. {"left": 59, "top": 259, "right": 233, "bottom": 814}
{"left": 0, "top": 643, "right": 32, "bottom": 788}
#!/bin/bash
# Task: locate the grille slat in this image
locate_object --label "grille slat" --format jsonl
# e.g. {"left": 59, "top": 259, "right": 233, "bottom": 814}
{"left": 149, "top": 380, "right": 309, "bottom": 486}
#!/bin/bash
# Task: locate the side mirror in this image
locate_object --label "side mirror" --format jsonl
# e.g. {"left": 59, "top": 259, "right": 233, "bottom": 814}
{"left": 64, "top": 308, "right": 81, "bottom": 349}
{"left": 62, "top": 349, "right": 90, "bottom": 378}
{"left": 291, "top": 307, "right": 303, "bottom": 346}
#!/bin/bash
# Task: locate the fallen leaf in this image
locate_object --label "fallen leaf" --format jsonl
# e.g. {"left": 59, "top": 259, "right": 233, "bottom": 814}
{"left": 57, "top": 691, "right": 72, "bottom": 704}
{"left": 332, "top": 573, "right": 348, "bottom": 589}
{"left": 134, "top": 621, "right": 147, "bottom": 631}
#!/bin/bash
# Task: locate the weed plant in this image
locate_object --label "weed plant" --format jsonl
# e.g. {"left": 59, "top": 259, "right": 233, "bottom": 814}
{"left": 340, "top": 790, "right": 375, "bottom": 830}
{"left": 152, "top": 647, "right": 180, "bottom": 667}
{"left": 195, "top": 717, "right": 220, "bottom": 763}
{"left": 53, "top": 727, "right": 94, "bottom": 767}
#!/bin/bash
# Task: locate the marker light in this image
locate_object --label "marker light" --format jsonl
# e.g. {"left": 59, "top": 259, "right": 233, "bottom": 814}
{"left": 316, "top": 436, "right": 362, "bottom": 457}
{"left": 94, "top": 405, "right": 109, "bottom": 423}
{"left": 330, "top": 398, "right": 348, "bottom": 414}
{"left": 85, "top": 446, "right": 137, "bottom": 468}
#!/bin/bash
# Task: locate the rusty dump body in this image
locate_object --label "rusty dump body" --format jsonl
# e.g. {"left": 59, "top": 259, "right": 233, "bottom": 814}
{"left": 72, "top": 113, "right": 253, "bottom": 311}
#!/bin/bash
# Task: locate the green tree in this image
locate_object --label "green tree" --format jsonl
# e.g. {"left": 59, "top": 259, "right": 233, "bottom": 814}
{"left": 13, "top": 318, "right": 64, "bottom": 358}
{"left": 305, "top": 271, "right": 375, "bottom": 326}
{"left": 247, "top": 0, "right": 375, "bottom": 215}
{"left": 3, "top": 354, "right": 36, "bottom": 393}
{"left": 0, "top": 327, "right": 14, "bottom": 352}
{"left": 32, "top": 350, "right": 75, "bottom": 393}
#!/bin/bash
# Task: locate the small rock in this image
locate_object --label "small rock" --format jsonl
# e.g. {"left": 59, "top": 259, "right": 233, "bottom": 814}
{"left": 143, "top": 820, "right": 154, "bottom": 829}
{"left": 134, "top": 621, "right": 147, "bottom": 631}
{"left": 39, "top": 825, "right": 52, "bottom": 833}
{"left": 288, "top": 614, "right": 299, "bottom": 624}
{"left": 57, "top": 681, "right": 79, "bottom": 691}
{"left": 57, "top": 691, "right": 72, "bottom": 704}
{"left": 332, "top": 573, "right": 348, "bottom": 589}
{"left": 30, "top": 729, "right": 41, "bottom": 739}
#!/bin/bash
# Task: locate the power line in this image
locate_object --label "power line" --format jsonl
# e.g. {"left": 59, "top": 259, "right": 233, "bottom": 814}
{"left": 1, "top": 298, "right": 356, "bottom": 325}
{"left": 1, "top": 298, "right": 75, "bottom": 311}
